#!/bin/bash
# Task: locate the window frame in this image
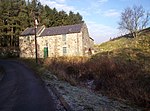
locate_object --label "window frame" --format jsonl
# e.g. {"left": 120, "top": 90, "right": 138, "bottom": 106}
{"left": 63, "top": 47, "right": 67, "bottom": 55}
{"left": 62, "top": 34, "right": 66, "bottom": 41}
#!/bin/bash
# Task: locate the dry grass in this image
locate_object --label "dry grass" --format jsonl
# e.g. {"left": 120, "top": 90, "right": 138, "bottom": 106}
{"left": 91, "top": 55, "right": 149, "bottom": 108}
{"left": 43, "top": 56, "right": 88, "bottom": 85}
{"left": 42, "top": 55, "right": 149, "bottom": 108}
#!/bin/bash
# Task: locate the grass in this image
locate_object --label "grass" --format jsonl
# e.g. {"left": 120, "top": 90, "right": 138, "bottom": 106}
{"left": 96, "top": 37, "right": 133, "bottom": 52}
{"left": 43, "top": 56, "right": 89, "bottom": 85}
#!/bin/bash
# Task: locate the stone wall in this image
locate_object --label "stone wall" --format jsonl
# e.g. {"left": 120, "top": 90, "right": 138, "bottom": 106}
{"left": 37, "top": 32, "right": 83, "bottom": 58}
{"left": 81, "top": 24, "right": 93, "bottom": 56}
{"left": 19, "top": 36, "right": 36, "bottom": 58}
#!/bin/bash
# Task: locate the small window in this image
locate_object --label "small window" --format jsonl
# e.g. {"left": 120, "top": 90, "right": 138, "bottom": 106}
{"left": 45, "top": 40, "right": 48, "bottom": 46}
{"left": 63, "top": 47, "right": 67, "bottom": 54}
{"left": 62, "top": 34, "right": 66, "bottom": 41}
{"left": 27, "top": 36, "right": 30, "bottom": 41}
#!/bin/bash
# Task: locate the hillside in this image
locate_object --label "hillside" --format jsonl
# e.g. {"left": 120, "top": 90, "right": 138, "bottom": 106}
{"left": 95, "top": 29, "right": 150, "bottom": 71}
{"left": 96, "top": 28, "right": 150, "bottom": 53}
{"left": 92, "top": 29, "right": 150, "bottom": 108}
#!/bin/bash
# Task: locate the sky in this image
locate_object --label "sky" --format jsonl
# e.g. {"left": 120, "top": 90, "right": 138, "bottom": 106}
{"left": 39, "top": 0, "right": 150, "bottom": 44}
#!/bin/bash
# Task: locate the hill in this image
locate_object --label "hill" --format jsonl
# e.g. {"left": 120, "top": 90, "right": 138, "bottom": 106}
{"left": 93, "top": 28, "right": 150, "bottom": 108}
{"left": 96, "top": 27, "right": 150, "bottom": 53}
{"left": 95, "top": 28, "right": 150, "bottom": 72}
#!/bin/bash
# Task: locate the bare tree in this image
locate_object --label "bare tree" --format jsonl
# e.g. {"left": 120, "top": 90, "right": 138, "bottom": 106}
{"left": 118, "top": 5, "right": 149, "bottom": 38}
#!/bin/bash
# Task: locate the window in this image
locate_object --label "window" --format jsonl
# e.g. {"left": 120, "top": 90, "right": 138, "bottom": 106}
{"left": 63, "top": 47, "right": 67, "bottom": 55}
{"left": 45, "top": 40, "right": 48, "bottom": 46}
{"left": 27, "top": 36, "right": 30, "bottom": 41}
{"left": 62, "top": 34, "right": 66, "bottom": 41}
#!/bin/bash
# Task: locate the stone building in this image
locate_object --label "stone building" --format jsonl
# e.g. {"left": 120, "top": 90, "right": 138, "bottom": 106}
{"left": 19, "top": 23, "right": 94, "bottom": 58}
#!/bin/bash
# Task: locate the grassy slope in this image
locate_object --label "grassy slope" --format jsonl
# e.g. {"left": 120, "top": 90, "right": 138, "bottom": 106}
{"left": 95, "top": 33, "right": 150, "bottom": 73}
{"left": 97, "top": 27, "right": 150, "bottom": 53}
{"left": 93, "top": 32, "right": 150, "bottom": 108}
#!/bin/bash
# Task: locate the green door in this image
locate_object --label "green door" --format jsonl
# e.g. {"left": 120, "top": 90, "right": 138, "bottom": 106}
{"left": 44, "top": 47, "right": 48, "bottom": 58}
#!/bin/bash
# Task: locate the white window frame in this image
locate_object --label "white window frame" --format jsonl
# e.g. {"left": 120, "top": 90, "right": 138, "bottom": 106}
{"left": 62, "top": 34, "right": 66, "bottom": 41}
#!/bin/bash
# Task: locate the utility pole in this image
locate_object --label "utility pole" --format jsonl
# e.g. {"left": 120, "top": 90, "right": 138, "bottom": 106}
{"left": 35, "top": 19, "right": 38, "bottom": 64}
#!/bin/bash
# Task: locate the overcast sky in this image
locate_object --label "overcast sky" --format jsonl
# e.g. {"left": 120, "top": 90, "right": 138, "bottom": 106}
{"left": 39, "top": 0, "right": 150, "bottom": 44}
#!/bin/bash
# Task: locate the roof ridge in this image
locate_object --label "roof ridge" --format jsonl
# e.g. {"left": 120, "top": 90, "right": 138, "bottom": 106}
{"left": 45, "top": 23, "right": 84, "bottom": 29}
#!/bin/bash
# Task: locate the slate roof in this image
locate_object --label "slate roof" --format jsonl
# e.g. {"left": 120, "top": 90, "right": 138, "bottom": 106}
{"left": 20, "top": 26, "right": 43, "bottom": 36}
{"left": 20, "top": 23, "right": 83, "bottom": 36}
{"left": 40, "top": 23, "right": 83, "bottom": 36}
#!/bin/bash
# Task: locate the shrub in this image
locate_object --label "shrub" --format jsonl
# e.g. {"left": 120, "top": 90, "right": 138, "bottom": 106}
{"left": 43, "top": 56, "right": 88, "bottom": 85}
{"left": 90, "top": 55, "right": 150, "bottom": 108}
{"left": 0, "top": 47, "right": 19, "bottom": 58}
